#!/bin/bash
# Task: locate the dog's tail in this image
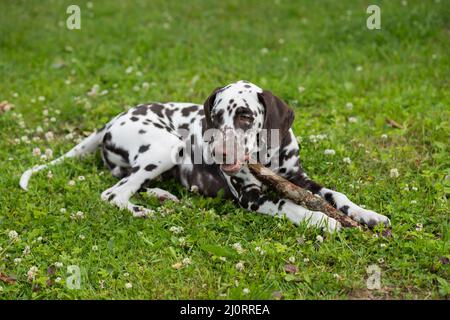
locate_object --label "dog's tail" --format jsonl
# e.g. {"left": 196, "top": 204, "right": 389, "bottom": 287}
{"left": 20, "top": 127, "right": 106, "bottom": 191}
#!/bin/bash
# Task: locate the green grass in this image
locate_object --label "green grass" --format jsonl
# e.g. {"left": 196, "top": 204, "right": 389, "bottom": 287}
{"left": 0, "top": 0, "right": 449, "bottom": 299}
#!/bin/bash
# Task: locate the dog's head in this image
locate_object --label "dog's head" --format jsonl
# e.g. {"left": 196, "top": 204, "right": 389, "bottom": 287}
{"left": 203, "top": 80, "right": 294, "bottom": 175}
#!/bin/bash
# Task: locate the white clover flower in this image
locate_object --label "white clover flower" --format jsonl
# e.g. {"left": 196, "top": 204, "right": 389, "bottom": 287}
{"left": 14, "top": 258, "right": 22, "bottom": 264}
{"left": 22, "top": 245, "right": 31, "bottom": 256}
{"left": 125, "top": 66, "right": 133, "bottom": 74}
{"left": 27, "top": 266, "right": 38, "bottom": 281}
{"left": 45, "top": 131, "right": 54, "bottom": 141}
{"left": 243, "top": 288, "right": 250, "bottom": 294}
{"left": 380, "top": 244, "right": 386, "bottom": 248}
{"left": 38, "top": 96, "right": 46, "bottom": 102}
{"left": 123, "top": 273, "right": 129, "bottom": 277}
{"left": 182, "top": 257, "right": 192, "bottom": 266}
{"left": 21, "top": 135, "right": 30, "bottom": 143}
{"left": 8, "top": 230, "right": 19, "bottom": 241}
{"left": 100, "top": 90, "right": 109, "bottom": 96}
{"left": 219, "top": 256, "right": 227, "bottom": 262}
{"left": 45, "top": 148, "right": 53, "bottom": 158}
{"left": 32, "top": 147, "right": 41, "bottom": 156}
{"left": 92, "top": 245, "right": 98, "bottom": 251}
{"left": 232, "top": 242, "right": 244, "bottom": 254}
{"left": 55, "top": 262, "right": 63, "bottom": 268}
{"left": 410, "top": 200, "right": 417, "bottom": 204}
{"left": 235, "top": 262, "right": 245, "bottom": 271}
{"left": 316, "top": 235, "right": 324, "bottom": 243}
{"left": 415, "top": 223, "right": 423, "bottom": 232}
{"left": 356, "top": 66, "right": 363, "bottom": 72}
{"left": 381, "top": 134, "right": 388, "bottom": 139}
{"left": 260, "top": 47, "right": 269, "bottom": 54}
{"left": 390, "top": 168, "right": 400, "bottom": 178}
{"left": 190, "top": 185, "right": 199, "bottom": 193}
{"left": 345, "top": 102, "right": 353, "bottom": 109}
{"left": 378, "top": 258, "right": 384, "bottom": 264}
{"left": 169, "top": 226, "right": 184, "bottom": 234}
{"left": 303, "top": 258, "right": 310, "bottom": 263}
{"left": 278, "top": 38, "right": 285, "bottom": 44}
{"left": 68, "top": 180, "right": 76, "bottom": 186}
{"left": 78, "top": 175, "right": 85, "bottom": 181}
{"left": 55, "top": 277, "right": 62, "bottom": 283}
{"left": 132, "top": 85, "right": 140, "bottom": 92}
{"left": 36, "top": 236, "right": 43, "bottom": 242}
{"left": 343, "top": 157, "right": 352, "bottom": 164}
{"left": 298, "top": 86, "right": 305, "bottom": 93}
{"left": 47, "top": 171, "right": 53, "bottom": 179}
{"left": 333, "top": 273, "right": 341, "bottom": 279}
{"left": 288, "top": 256, "right": 296, "bottom": 263}
{"left": 79, "top": 234, "right": 85, "bottom": 240}
{"left": 87, "top": 84, "right": 100, "bottom": 97}
{"left": 40, "top": 154, "right": 47, "bottom": 161}
{"left": 60, "top": 208, "right": 67, "bottom": 213}
{"left": 348, "top": 116, "right": 358, "bottom": 123}
{"left": 324, "top": 149, "right": 336, "bottom": 156}
{"left": 411, "top": 187, "right": 418, "bottom": 191}
{"left": 125, "top": 282, "right": 133, "bottom": 289}
{"left": 50, "top": 117, "right": 56, "bottom": 122}
{"left": 142, "top": 82, "right": 150, "bottom": 90}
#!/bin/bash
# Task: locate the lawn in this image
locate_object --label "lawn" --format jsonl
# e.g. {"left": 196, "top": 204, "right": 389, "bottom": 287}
{"left": 0, "top": 0, "right": 448, "bottom": 299}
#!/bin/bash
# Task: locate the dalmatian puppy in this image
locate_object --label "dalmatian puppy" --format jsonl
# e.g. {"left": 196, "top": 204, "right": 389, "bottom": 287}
{"left": 20, "top": 80, "right": 390, "bottom": 232}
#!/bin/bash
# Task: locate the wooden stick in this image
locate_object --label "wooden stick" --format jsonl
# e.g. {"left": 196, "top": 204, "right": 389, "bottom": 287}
{"left": 247, "top": 163, "right": 364, "bottom": 229}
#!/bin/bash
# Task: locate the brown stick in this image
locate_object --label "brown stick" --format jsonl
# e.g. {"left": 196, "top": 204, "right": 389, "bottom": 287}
{"left": 247, "top": 163, "right": 364, "bottom": 229}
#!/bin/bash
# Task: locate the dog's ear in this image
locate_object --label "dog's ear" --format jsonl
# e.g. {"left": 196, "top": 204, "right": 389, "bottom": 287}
{"left": 203, "top": 86, "right": 222, "bottom": 129}
{"left": 257, "top": 90, "right": 295, "bottom": 141}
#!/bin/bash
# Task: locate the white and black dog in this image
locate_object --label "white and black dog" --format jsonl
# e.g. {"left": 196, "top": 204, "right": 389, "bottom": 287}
{"left": 20, "top": 80, "right": 390, "bottom": 232}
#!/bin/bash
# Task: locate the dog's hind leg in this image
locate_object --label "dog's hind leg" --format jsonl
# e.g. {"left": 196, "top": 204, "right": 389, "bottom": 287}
{"left": 20, "top": 128, "right": 106, "bottom": 190}
{"left": 100, "top": 140, "right": 179, "bottom": 216}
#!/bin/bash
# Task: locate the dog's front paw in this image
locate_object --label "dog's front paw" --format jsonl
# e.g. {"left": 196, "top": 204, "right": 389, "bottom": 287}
{"left": 349, "top": 209, "right": 390, "bottom": 228}
{"left": 309, "top": 211, "right": 341, "bottom": 233}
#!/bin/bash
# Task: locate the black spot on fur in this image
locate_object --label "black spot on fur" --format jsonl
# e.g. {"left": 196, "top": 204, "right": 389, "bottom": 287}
{"left": 130, "top": 116, "right": 139, "bottom": 122}
{"left": 145, "top": 164, "right": 157, "bottom": 171}
{"left": 149, "top": 104, "right": 165, "bottom": 117}
{"left": 181, "top": 105, "right": 199, "bottom": 117}
{"left": 132, "top": 105, "right": 148, "bottom": 116}
{"left": 324, "top": 193, "right": 336, "bottom": 208}
{"left": 367, "top": 219, "right": 378, "bottom": 228}
{"left": 108, "top": 194, "right": 116, "bottom": 201}
{"left": 131, "top": 166, "right": 140, "bottom": 173}
{"left": 340, "top": 205, "right": 350, "bottom": 215}
{"left": 103, "top": 144, "right": 130, "bottom": 164}
{"left": 103, "top": 132, "right": 112, "bottom": 142}
{"left": 138, "top": 144, "right": 151, "bottom": 153}
{"left": 138, "top": 129, "right": 146, "bottom": 134}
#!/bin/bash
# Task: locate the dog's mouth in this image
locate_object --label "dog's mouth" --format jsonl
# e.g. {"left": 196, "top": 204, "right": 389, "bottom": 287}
{"left": 220, "top": 162, "right": 242, "bottom": 175}
{"left": 219, "top": 154, "right": 250, "bottom": 175}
